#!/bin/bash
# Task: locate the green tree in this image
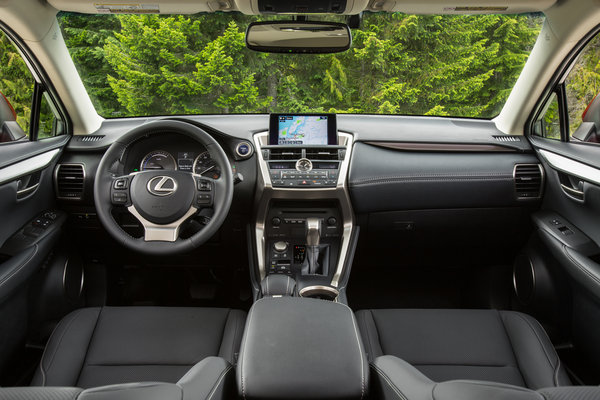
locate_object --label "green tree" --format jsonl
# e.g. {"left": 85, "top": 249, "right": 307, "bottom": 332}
{"left": 103, "top": 15, "right": 269, "bottom": 115}
{"left": 59, "top": 13, "right": 122, "bottom": 116}
{"left": 0, "top": 32, "right": 34, "bottom": 132}
{"left": 56, "top": 12, "right": 543, "bottom": 119}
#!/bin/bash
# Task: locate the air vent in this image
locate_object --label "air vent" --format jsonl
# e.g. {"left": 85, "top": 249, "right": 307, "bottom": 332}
{"left": 55, "top": 164, "right": 85, "bottom": 200}
{"left": 514, "top": 164, "right": 543, "bottom": 199}
{"left": 267, "top": 148, "right": 303, "bottom": 161}
{"left": 305, "top": 148, "right": 340, "bottom": 160}
{"left": 76, "top": 135, "right": 104, "bottom": 142}
{"left": 493, "top": 135, "right": 521, "bottom": 143}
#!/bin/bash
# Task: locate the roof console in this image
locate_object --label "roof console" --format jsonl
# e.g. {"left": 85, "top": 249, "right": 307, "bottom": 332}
{"left": 258, "top": 0, "right": 347, "bottom": 13}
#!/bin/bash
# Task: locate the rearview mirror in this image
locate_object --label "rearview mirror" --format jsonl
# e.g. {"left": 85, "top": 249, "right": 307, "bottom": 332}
{"left": 245, "top": 21, "right": 351, "bottom": 54}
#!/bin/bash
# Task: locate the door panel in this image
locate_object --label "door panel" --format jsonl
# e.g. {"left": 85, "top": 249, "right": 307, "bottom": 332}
{"left": 0, "top": 136, "right": 67, "bottom": 376}
{"left": 530, "top": 135, "right": 600, "bottom": 384}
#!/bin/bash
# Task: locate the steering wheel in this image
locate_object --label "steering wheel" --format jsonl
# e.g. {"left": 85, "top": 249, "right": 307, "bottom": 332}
{"left": 93, "top": 120, "right": 233, "bottom": 255}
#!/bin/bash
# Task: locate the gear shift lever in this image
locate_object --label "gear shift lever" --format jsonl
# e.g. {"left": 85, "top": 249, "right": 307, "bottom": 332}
{"left": 305, "top": 218, "right": 321, "bottom": 274}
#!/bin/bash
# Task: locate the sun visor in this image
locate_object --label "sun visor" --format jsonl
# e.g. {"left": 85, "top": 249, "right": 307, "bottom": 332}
{"left": 46, "top": 0, "right": 237, "bottom": 14}
{"left": 369, "top": 0, "right": 556, "bottom": 13}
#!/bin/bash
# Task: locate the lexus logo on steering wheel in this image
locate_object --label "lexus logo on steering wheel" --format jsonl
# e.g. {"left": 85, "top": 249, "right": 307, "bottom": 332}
{"left": 147, "top": 176, "right": 178, "bottom": 196}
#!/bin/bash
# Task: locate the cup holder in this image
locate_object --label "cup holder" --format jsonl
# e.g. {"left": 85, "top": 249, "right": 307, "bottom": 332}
{"left": 299, "top": 285, "right": 339, "bottom": 301}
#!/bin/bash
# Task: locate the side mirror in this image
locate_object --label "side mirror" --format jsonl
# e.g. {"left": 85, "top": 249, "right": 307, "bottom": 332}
{"left": 245, "top": 21, "right": 351, "bottom": 54}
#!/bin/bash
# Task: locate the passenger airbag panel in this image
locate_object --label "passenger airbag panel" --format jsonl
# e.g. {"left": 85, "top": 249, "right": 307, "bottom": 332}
{"left": 348, "top": 142, "right": 540, "bottom": 212}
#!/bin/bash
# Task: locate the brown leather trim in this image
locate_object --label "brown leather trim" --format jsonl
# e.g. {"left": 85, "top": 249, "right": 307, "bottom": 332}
{"left": 365, "top": 141, "right": 516, "bottom": 152}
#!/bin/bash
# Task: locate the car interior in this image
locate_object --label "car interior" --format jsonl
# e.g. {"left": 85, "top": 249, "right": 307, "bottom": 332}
{"left": 0, "top": 0, "right": 600, "bottom": 399}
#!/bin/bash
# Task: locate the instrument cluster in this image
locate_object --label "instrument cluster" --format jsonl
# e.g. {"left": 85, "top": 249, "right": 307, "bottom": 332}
{"left": 139, "top": 149, "right": 221, "bottom": 179}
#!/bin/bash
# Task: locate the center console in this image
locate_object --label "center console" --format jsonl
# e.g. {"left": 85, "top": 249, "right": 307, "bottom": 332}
{"left": 237, "top": 297, "right": 368, "bottom": 400}
{"left": 252, "top": 114, "right": 357, "bottom": 300}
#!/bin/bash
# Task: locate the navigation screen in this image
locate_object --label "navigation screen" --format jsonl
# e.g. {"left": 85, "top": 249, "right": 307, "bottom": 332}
{"left": 269, "top": 114, "right": 337, "bottom": 145}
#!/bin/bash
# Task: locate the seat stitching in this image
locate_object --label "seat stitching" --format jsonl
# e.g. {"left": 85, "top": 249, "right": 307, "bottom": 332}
{"left": 205, "top": 365, "right": 233, "bottom": 400}
{"left": 216, "top": 309, "right": 232, "bottom": 364}
{"left": 512, "top": 312, "right": 556, "bottom": 375}
{"left": 554, "top": 357, "right": 561, "bottom": 387}
{"left": 563, "top": 245, "right": 600, "bottom": 287}
{"left": 42, "top": 308, "right": 87, "bottom": 386}
{"left": 74, "top": 308, "right": 103, "bottom": 386}
{"left": 348, "top": 308, "right": 365, "bottom": 399}
{"left": 285, "top": 276, "right": 290, "bottom": 295}
{"left": 0, "top": 244, "right": 38, "bottom": 287}
{"left": 361, "top": 311, "right": 374, "bottom": 362}
{"left": 496, "top": 311, "right": 527, "bottom": 386}
{"left": 370, "top": 310, "right": 384, "bottom": 355}
{"left": 231, "top": 311, "right": 239, "bottom": 365}
{"left": 240, "top": 300, "right": 264, "bottom": 400}
{"left": 371, "top": 364, "right": 409, "bottom": 400}
{"left": 410, "top": 362, "right": 514, "bottom": 367}
{"left": 85, "top": 363, "right": 197, "bottom": 367}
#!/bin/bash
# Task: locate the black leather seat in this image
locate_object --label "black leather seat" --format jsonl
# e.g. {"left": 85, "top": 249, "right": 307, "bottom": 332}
{"left": 31, "top": 306, "right": 246, "bottom": 388}
{"left": 355, "top": 309, "right": 571, "bottom": 389}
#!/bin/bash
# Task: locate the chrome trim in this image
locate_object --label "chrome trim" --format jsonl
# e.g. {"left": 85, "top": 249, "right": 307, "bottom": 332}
{"left": 306, "top": 217, "right": 321, "bottom": 246}
{"left": 512, "top": 163, "right": 544, "bottom": 200}
{"left": 539, "top": 149, "right": 600, "bottom": 186}
{"left": 62, "top": 257, "right": 85, "bottom": 300}
{"left": 139, "top": 150, "right": 176, "bottom": 172}
{"left": 235, "top": 141, "right": 254, "bottom": 158}
{"left": 295, "top": 158, "right": 313, "bottom": 172}
{"left": 559, "top": 184, "right": 585, "bottom": 202}
{"left": 252, "top": 131, "right": 355, "bottom": 288}
{"left": 147, "top": 176, "right": 178, "bottom": 196}
{"left": 17, "top": 183, "right": 39, "bottom": 196}
{"left": 513, "top": 255, "right": 535, "bottom": 305}
{"left": 299, "top": 285, "right": 340, "bottom": 301}
{"left": 55, "top": 163, "right": 86, "bottom": 200}
{"left": 0, "top": 148, "right": 60, "bottom": 186}
{"left": 127, "top": 204, "right": 198, "bottom": 242}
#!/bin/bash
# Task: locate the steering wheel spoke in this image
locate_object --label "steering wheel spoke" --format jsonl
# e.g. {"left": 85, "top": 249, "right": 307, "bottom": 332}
{"left": 128, "top": 204, "right": 198, "bottom": 242}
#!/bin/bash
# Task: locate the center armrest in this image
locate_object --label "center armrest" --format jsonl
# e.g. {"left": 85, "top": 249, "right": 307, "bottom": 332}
{"left": 237, "top": 297, "right": 368, "bottom": 400}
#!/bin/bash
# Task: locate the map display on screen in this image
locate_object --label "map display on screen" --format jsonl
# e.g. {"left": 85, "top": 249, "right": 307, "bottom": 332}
{"left": 277, "top": 115, "right": 329, "bottom": 145}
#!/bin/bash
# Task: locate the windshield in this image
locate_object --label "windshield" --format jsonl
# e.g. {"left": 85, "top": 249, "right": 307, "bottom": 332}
{"left": 58, "top": 12, "right": 543, "bottom": 119}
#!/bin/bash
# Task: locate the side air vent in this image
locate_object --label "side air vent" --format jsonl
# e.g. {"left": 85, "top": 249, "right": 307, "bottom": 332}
{"left": 305, "top": 148, "right": 340, "bottom": 160}
{"left": 76, "top": 135, "right": 104, "bottom": 142}
{"left": 514, "top": 164, "right": 543, "bottom": 199}
{"left": 267, "top": 148, "right": 303, "bottom": 160}
{"left": 493, "top": 135, "right": 521, "bottom": 143}
{"left": 55, "top": 164, "right": 85, "bottom": 200}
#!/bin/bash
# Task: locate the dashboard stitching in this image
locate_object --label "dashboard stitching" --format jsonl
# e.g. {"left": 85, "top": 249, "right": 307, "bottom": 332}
{"left": 350, "top": 177, "right": 514, "bottom": 186}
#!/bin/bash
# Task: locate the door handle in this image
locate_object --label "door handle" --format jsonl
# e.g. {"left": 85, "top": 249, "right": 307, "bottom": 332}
{"left": 15, "top": 170, "right": 41, "bottom": 199}
{"left": 559, "top": 183, "right": 584, "bottom": 202}
{"left": 557, "top": 171, "right": 585, "bottom": 202}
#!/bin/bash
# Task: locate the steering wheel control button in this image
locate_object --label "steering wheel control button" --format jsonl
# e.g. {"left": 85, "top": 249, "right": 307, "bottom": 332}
{"left": 147, "top": 176, "right": 178, "bottom": 196}
{"left": 113, "top": 178, "right": 128, "bottom": 190}
{"left": 112, "top": 192, "right": 128, "bottom": 204}
{"left": 196, "top": 179, "right": 212, "bottom": 191}
{"left": 196, "top": 193, "right": 213, "bottom": 206}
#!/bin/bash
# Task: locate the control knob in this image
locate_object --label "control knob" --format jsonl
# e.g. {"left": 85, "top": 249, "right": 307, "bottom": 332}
{"left": 273, "top": 241, "right": 288, "bottom": 252}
